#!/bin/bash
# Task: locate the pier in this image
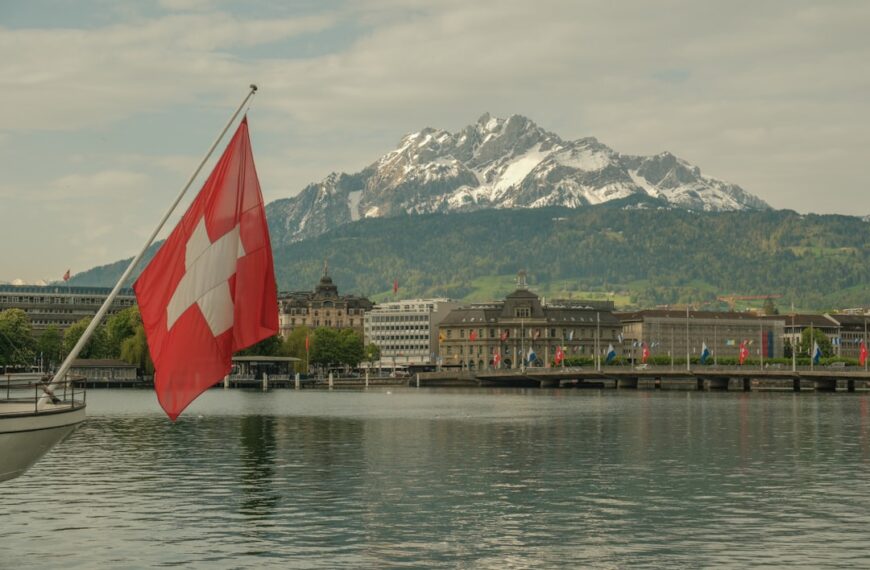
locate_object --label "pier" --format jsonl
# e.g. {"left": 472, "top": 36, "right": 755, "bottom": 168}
{"left": 417, "top": 366, "right": 870, "bottom": 392}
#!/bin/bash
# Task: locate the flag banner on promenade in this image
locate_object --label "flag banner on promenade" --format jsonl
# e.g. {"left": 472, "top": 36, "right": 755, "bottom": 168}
{"left": 554, "top": 345, "right": 564, "bottom": 365}
{"left": 493, "top": 350, "right": 501, "bottom": 367}
{"left": 527, "top": 347, "right": 536, "bottom": 364}
{"left": 605, "top": 344, "right": 616, "bottom": 364}
{"left": 739, "top": 340, "right": 749, "bottom": 365}
{"left": 860, "top": 341, "right": 868, "bottom": 367}
{"left": 812, "top": 341, "right": 822, "bottom": 364}
{"left": 700, "top": 342, "right": 711, "bottom": 364}
{"left": 134, "top": 117, "right": 278, "bottom": 421}
{"left": 641, "top": 342, "right": 650, "bottom": 363}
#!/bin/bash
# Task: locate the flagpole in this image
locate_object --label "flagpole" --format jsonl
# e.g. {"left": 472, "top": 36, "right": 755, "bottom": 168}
{"left": 686, "top": 306, "right": 690, "bottom": 372}
{"left": 790, "top": 302, "right": 796, "bottom": 372}
{"left": 38, "top": 85, "right": 259, "bottom": 409}
{"left": 760, "top": 320, "right": 764, "bottom": 370}
{"left": 864, "top": 316, "right": 868, "bottom": 372}
{"left": 596, "top": 312, "right": 600, "bottom": 371}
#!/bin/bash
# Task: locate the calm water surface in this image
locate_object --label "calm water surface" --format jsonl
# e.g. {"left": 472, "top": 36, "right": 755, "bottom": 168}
{"left": 3, "top": 388, "right": 870, "bottom": 568}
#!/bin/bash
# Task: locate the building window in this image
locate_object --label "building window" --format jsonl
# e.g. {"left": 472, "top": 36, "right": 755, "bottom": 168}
{"left": 516, "top": 307, "right": 530, "bottom": 318}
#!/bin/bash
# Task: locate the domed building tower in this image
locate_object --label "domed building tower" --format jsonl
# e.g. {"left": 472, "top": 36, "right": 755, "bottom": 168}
{"left": 277, "top": 260, "right": 373, "bottom": 338}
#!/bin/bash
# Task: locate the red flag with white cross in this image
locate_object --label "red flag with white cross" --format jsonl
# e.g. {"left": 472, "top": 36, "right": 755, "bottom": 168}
{"left": 134, "top": 118, "right": 278, "bottom": 420}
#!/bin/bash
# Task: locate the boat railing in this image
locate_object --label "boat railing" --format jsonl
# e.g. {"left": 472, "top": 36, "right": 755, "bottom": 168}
{"left": 0, "top": 374, "right": 86, "bottom": 415}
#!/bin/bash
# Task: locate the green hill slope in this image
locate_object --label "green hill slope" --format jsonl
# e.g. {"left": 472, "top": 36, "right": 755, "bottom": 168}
{"left": 69, "top": 204, "right": 870, "bottom": 311}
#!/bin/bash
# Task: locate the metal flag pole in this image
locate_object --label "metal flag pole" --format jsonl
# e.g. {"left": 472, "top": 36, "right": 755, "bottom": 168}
{"left": 686, "top": 306, "right": 690, "bottom": 372}
{"left": 791, "top": 302, "right": 796, "bottom": 372}
{"left": 38, "top": 85, "right": 259, "bottom": 409}
{"left": 864, "top": 316, "right": 868, "bottom": 372}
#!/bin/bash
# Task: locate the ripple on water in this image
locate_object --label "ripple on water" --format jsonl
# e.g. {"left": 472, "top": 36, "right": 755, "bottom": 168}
{"left": 3, "top": 389, "right": 870, "bottom": 568}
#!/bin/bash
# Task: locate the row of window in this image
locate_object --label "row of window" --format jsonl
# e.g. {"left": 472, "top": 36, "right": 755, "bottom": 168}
{"left": 444, "top": 328, "right": 620, "bottom": 340}
{"left": 1, "top": 296, "right": 134, "bottom": 306}
{"left": 285, "top": 307, "right": 364, "bottom": 316}
{"left": 367, "top": 315, "right": 429, "bottom": 323}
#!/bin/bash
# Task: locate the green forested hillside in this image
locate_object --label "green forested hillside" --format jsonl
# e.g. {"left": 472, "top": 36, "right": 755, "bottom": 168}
{"left": 69, "top": 203, "right": 870, "bottom": 311}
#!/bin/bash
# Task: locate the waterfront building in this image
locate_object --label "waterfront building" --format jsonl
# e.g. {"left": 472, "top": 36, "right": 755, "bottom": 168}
{"left": 438, "top": 273, "right": 621, "bottom": 370}
{"left": 364, "top": 298, "right": 461, "bottom": 368}
{"left": 619, "top": 310, "right": 787, "bottom": 362}
{"left": 0, "top": 284, "right": 137, "bottom": 334}
{"left": 823, "top": 313, "right": 869, "bottom": 359}
{"left": 277, "top": 264, "right": 373, "bottom": 338}
{"left": 766, "top": 313, "right": 841, "bottom": 355}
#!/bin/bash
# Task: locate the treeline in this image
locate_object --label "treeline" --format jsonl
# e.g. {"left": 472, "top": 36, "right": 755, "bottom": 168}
{"left": 0, "top": 306, "right": 153, "bottom": 373}
{"left": 0, "top": 307, "right": 374, "bottom": 376}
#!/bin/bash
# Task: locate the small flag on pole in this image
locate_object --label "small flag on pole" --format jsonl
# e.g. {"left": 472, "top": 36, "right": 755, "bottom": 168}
{"left": 493, "top": 350, "right": 502, "bottom": 368}
{"left": 642, "top": 342, "right": 650, "bottom": 363}
{"left": 739, "top": 340, "right": 749, "bottom": 365}
{"left": 700, "top": 342, "right": 711, "bottom": 364}
{"left": 393, "top": 279, "right": 399, "bottom": 295}
{"left": 604, "top": 344, "right": 617, "bottom": 364}
{"left": 469, "top": 330, "right": 478, "bottom": 342}
{"left": 554, "top": 345, "right": 564, "bottom": 365}
{"left": 62, "top": 269, "right": 71, "bottom": 282}
{"left": 305, "top": 334, "right": 310, "bottom": 353}
{"left": 860, "top": 341, "right": 868, "bottom": 367}
{"left": 812, "top": 342, "right": 822, "bottom": 364}
{"left": 527, "top": 347, "right": 537, "bottom": 364}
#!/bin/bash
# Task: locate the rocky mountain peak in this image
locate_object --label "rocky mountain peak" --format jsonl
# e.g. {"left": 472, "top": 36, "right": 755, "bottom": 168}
{"left": 265, "top": 113, "right": 770, "bottom": 246}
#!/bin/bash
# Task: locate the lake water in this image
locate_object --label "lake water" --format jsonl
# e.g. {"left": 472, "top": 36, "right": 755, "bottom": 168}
{"left": 4, "top": 388, "right": 870, "bottom": 568}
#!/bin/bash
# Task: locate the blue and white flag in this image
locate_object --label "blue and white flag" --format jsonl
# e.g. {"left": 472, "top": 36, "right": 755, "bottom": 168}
{"left": 568, "top": 330, "right": 574, "bottom": 341}
{"left": 812, "top": 341, "right": 822, "bottom": 364}
{"left": 700, "top": 342, "right": 711, "bottom": 364}
{"left": 832, "top": 337, "right": 841, "bottom": 347}
{"left": 617, "top": 333, "right": 624, "bottom": 343}
{"left": 527, "top": 347, "right": 537, "bottom": 364}
{"left": 604, "top": 344, "right": 617, "bottom": 364}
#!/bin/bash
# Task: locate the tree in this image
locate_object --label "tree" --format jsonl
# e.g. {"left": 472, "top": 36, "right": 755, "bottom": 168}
{"left": 337, "top": 329, "right": 364, "bottom": 367}
{"left": 283, "top": 326, "right": 311, "bottom": 373}
{"left": 120, "top": 324, "right": 154, "bottom": 374}
{"left": 36, "top": 325, "right": 63, "bottom": 369}
{"left": 235, "top": 334, "right": 287, "bottom": 357}
{"left": 799, "top": 327, "right": 833, "bottom": 358}
{"left": 63, "top": 317, "right": 110, "bottom": 359}
{"left": 105, "top": 306, "right": 141, "bottom": 358}
{"left": 0, "top": 309, "right": 36, "bottom": 368}
{"left": 310, "top": 328, "right": 343, "bottom": 369}
{"left": 364, "top": 343, "right": 381, "bottom": 365}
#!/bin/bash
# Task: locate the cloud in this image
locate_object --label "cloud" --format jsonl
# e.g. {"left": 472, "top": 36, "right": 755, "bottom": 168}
{"left": 2, "top": 0, "right": 869, "bottom": 281}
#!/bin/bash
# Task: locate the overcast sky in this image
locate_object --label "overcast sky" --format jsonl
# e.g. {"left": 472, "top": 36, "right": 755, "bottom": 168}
{"left": 1, "top": 0, "right": 868, "bottom": 283}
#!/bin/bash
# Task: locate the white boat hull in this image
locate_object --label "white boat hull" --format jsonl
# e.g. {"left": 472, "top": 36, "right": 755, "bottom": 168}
{"left": 0, "top": 404, "right": 86, "bottom": 482}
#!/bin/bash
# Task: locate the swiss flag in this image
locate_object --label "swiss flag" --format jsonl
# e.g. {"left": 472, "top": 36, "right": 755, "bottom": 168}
{"left": 469, "top": 330, "right": 478, "bottom": 342}
{"left": 134, "top": 117, "right": 277, "bottom": 420}
{"left": 500, "top": 329, "right": 509, "bottom": 342}
{"left": 860, "top": 341, "right": 868, "bottom": 367}
{"left": 554, "top": 345, "right": 564, "bottom": 365}
{"left": 62, "top": 269, "right": 71, "bottom": 282}
{"left": 641, "top": 342, "right": 650, "bottom": 364}
{"left": 493, "top": 350, "right": 501, "bottom": 368}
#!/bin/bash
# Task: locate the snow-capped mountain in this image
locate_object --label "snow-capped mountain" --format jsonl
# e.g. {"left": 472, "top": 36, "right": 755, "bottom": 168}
{"left": 266, "top": 113, "right": 769, "bottom": 245}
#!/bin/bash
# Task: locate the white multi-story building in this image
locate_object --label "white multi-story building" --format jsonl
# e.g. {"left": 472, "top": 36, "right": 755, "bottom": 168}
{"left": 364, "top": 299, "right": 461, "bottom": 368}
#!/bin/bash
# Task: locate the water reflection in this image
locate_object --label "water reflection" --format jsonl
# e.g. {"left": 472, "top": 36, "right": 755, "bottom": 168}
{"left": 2, "top": 389, "right": 870, "bottom": 568}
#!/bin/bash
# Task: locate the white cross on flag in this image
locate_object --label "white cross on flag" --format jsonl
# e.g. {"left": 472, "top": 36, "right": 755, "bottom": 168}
{"left": 134, "top": 117, "right": 278, "bottom": 420}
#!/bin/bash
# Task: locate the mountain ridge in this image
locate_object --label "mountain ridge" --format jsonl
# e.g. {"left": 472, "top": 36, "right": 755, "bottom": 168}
{"left": 266, "top": 113, "right": 769, "bottom": 246}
